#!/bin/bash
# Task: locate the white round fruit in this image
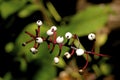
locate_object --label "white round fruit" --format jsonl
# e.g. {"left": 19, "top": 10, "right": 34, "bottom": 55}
{"left": 36, "top": 37, "right": 43, "bottom": 43}
{"left": 76, "top": 48, "right": 84, "bottom": 56}
{"left": 54, "top": 57, "right": 59, "bottom": 64}
{"left": 64, "top": 52, "right": 71, "bottom": 59}
{"left": 65, "top": 32, "right": 72, "bottom": 39}
{"left": 56, "top": 36, "right": 64, "bottom": 43}
{"left": 88, "top": 33, "right": 96, "bottom": 40}
{"left": 30, "top": 47, "right": 38, "bottom": 53}
{"left": 50, "top": 26, "right": 57, "bottom": 31}
{"left": 46, "top": 29, "right": 53, "bottom": 36}
{"left": 36, "top": 20, "right": 42, "bottom": 26}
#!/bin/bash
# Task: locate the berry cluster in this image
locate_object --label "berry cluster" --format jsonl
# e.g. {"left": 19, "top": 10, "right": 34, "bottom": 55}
{"left": 22, "top": 20, "right": 109, "bottom": 74}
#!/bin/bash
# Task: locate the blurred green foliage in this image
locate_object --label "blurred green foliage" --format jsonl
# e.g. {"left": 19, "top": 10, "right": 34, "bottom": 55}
{"left": 0, "top": 0, "right": 113, "bottom": 80}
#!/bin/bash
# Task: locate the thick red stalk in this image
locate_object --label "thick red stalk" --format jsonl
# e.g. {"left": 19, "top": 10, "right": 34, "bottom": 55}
{"left": 33, "top": 42, "right": 37, "bottom": 49}
{"left": 26, "top": 39, "right": 34, "bottom": 44}
{"left": 37, "top": 26, "right": 40, "bottom": 37}
{"left": 25, "top": 31, "right": 36, "bottom": 38}
{"left": 71, "top": 49, "right": 75, "bottom": 56}
{"left": 53, "top": 31, "right": 57, "bottom": 43}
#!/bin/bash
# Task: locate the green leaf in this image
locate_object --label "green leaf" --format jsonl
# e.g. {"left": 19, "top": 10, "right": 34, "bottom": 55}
{"left": 0, "top": 0, "right": 3, "bottom": 3}
{"left": 3, "top": 72, "right": 12, "bottom": 80}
{"left": 100, "top": 63, "right": 112, "bottom": 75}
{"left": 33, "top": 65, "right": 56, "bottom": 80}
{"left": 18, "top": 4, "right": 39, "bottom": 18}
{"left": 1, "top": 0, "right": 26, "bottom": 19}
{"left": 70, "top": 5, "right": 111, "bottom": 24}
{"left": 20, "top": 58, "right": 27, "bottom": 72}
{"left": 57, "top": 5, "right": 112, "bottom": 37}
{"left": 15, "top": 23, "right": 49, "bottom": 61}
{"left": 46, "top": 2, "right": 61, "bottom": 21}
{"left": 0, "top": 77, "right": 3, "bottom": 80}
{"left": 5, "top": 42, "right": 14, "bottom": 53}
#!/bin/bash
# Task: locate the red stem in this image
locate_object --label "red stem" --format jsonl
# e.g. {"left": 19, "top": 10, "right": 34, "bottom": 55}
{"left": 53, "top": 31, "right": 57, "bottom": 43}
{"left": 25, "top": 31, "right": 36, "bottom": 38}
{"left": 33, "top": 42, "right": 37, "bottom": 48}
{"left": 91, "top": 40, "right": 96, "bottom": 52}
{"left": 71, "top": 49, "right": 75, "bottom": 56}
{"left": 37, "top": 26, "right": 40, "bottom": 37}
{"left": 85, "top": 51, "right": 110, "bottom": 57}
{"left": 36, "top": 43, "right": 40, "bottom": 49}
{"left": 26, "top": 39, "right": 34, "bottom": 44}
{"left": 82, "top": 52, "right": 89, "bottom": 70}
{"left": 48, "top": 44, "right": 50, "bottom": 49}
{"left": 59, "top": 43, "right": 63, "bottom": 49}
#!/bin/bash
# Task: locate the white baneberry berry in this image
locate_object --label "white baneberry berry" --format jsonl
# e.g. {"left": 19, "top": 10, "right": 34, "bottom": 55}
{"left": 36, "top": 37, "right": 43, "bottom": 43}
{"left": 36, "top": 20, "right": 42, "bottom": 26}
{"left": 64, "top": 52, "right": 71, "bottom": 59}
{"left": 79, "top": 69, "right": 84, "bottom": 75}
{"left": 46, "top": 29, "right": 53, "bottom": 36}
{"left": 65, "top": 32, "right": 72, "bottom": 39}
{"left": 88, "top": 33, "right": 96, "bottom": 40}
{"left": 30, "top": 47, "right": 38, "bottom": 53}
{"left": 76, "top": 48, "right": 84, "bottom": 56}
{"left": 54, "top": 57, "right": 59, "bottom": 64}
{"left": 56, "top": 36, "right": 64, "bottom": 43}
{"left": 50, "top": 26, "right": 57, "bottom": 31}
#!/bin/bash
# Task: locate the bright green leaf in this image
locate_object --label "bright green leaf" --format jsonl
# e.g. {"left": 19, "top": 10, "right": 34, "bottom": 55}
{"left": 57, "top": 5, "right": 112, "bottom": 37}
{"left": 18, "top": 4, "right": 39, "bottom": 18}
{"left": 1, "top": 0, "right": 26, "bottom": 19}
{"left": 15, "top": 23, "right": 49, "bottom": 61}
{"left": 46, "top": 2, "right": 61, "bottom": 21}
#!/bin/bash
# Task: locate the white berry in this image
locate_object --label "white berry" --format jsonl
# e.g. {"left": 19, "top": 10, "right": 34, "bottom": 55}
{"left": 50, "top": 26, "right": 57, "bottom": 31}
{"left": 65, "top": 32, "right": 72, "bottom": 39}
{"left": 36, "top": 20, "right": 42, "bottom": 26}
{"left": 76, "top": 49, "right": 84, "bottom": 56}
{"left": 36, "top": 37, "right": 43, "bottom": 43}
{"left": 56, "top": 36, "right": 64, "bottom": 43}
{"left": 64, "top": 52, "right": 71, "bottom": 59}
{"left": 46, "top": 29, "right": 53, "bottom": 36}
{"left": 54, "top": 57, "right": 59, "bottom": 64}
{"left": 88, "top": 33, "right": 96, "bottom": 40}
{"left": 30, "top": 47, "right": 38, "bottom": 53}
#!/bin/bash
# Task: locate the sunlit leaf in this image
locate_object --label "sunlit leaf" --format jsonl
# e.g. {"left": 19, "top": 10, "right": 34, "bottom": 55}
{"left": 46, "top": 1, "right": 61, "bottom": 21}
{"left": 57, "top": 5, "right": 112, "bottom": 37}
{"left": 18, "top": 4, "right": 40, "bottom": 18}
{"left": 53, "top": 57, "right": 66, "bottom": 68}
{"left": 1, "top": 0, "right": 26, "bottom": 19}
{"left": 96, "top": 33, "right": 108, "bottom": 46}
